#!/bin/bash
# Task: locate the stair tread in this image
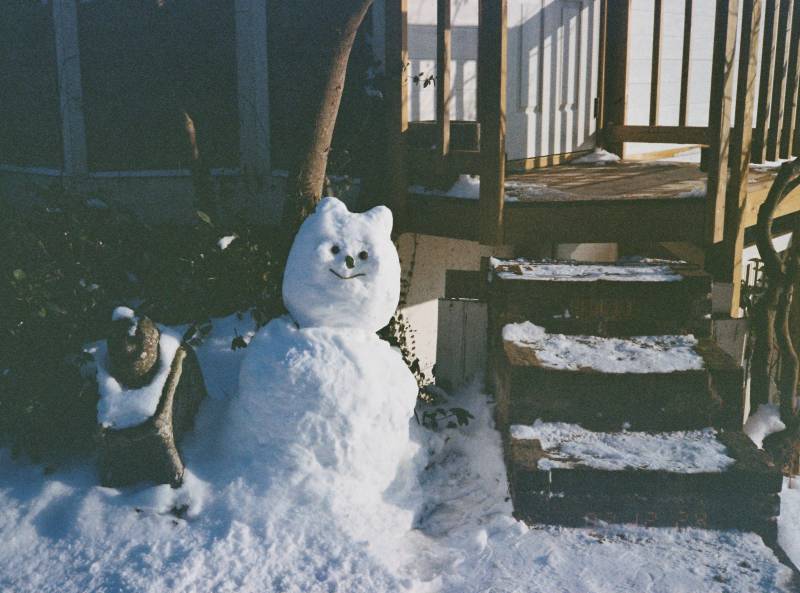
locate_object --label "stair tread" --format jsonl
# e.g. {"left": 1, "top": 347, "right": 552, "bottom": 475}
{"left": 510, "top": 422, "right": 734, "bottom": 474}
{"left": 508, "top": 424, "right": 782, "bottom": 493}
{"left": 501, "top": 323, "right": 740, "bottom": 374}
{"left": 488, "top": 257, "right": 712, "bottom": 338}
{"left": 490, "top": 257, "right": 697, "bottom": 283}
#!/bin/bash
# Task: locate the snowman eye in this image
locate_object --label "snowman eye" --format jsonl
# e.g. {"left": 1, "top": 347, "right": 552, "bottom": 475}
{"left": 331, "top": 245, "right": 340, "bottom": 255}
{"left": 358, "top": 250, "right": 369, "bottom": 261}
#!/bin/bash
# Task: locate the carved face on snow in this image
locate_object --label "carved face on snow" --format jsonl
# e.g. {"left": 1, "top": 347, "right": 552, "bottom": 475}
{"left": 282, "top": 197, "right": 401, "bottom": 332}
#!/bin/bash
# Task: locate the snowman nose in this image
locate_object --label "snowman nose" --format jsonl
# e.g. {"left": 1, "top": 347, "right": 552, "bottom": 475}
{"left": 345, "top": 255, "right": 355, "bottom": 269}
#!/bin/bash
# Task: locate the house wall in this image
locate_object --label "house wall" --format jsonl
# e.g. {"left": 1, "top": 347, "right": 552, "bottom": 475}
{"left": 401, "top": 0, "right": 602, "bottom": 162}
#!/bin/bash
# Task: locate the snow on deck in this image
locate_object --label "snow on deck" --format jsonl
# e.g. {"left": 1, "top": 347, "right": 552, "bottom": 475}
{"left": 490, "top": 257, "right": 682, "bottom": 282}
{"left": 511, "top": 421, "right": 735, "bottom": 473}
{"left": 502, "top": 322, "right": 704, "bottom": 373}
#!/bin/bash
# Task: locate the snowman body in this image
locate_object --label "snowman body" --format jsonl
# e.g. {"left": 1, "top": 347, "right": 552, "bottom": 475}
{"left": 229, "top": 197, "right": 421, "bottom": 538}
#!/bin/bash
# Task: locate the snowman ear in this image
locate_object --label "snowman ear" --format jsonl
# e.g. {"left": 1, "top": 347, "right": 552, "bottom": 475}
{"left": 364, "top": 205, "right": 393, "bottom": 236}
{"left": 315, "top": 197, "right": 346, "bottom": 216}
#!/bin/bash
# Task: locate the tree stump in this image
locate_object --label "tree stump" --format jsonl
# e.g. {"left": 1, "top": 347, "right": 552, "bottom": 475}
{"left": 98, "top": 344, "right": 207, "bottom": 488}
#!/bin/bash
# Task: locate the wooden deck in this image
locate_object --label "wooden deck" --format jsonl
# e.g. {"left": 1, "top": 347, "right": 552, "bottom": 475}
{"left": 407, "top": 161, "right": 800, "bottom": 249}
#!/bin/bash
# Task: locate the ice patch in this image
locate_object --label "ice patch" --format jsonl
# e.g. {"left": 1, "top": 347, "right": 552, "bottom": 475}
{"left": 94, "top": 326, "right": 182, "bottom": 429}
{"left": 490, "top": 257, "right": 682, "bottom": 282}
{"left": 511, "top": 421, "right": 735, "bottom": 473}
{"left": 744, "top": 404, "right": 787, "bottom": 448}
{"left": 502, "top": 322, "right": 704, "bottom": 373}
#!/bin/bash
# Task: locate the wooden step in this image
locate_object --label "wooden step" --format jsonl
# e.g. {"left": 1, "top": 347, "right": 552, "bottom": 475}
{"left": 488, "top": 258, "right": 711, "bottom": 338}
{"left": 494, "top": 326, "right": 745, "bottom": 432}
{"left": 506, "top": 423, "right": 782, "bottom": 541}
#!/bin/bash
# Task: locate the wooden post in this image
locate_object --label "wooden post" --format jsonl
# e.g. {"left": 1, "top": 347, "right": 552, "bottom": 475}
{"left": 766, "top": 0, "right": 792, "bottom": 160}
{"left": 705, "top": 0, "right": 739, "bottom": 247}
{"left": 754, "top": 0, "right": 780, "bottom": 163}
{"left": 720, "top": 0, "right": 763, "bottom": 317}
{"left": 649, "top": 0, "right": 662, "bottom": 127}
{"left": 478, "top": 0, "right": 507, "bottom": 246}
{"left": 52, "top": 0, "right": 88, "bottom": 179}
{"left": 679, "top": 0, "right": 693, "bottom": 126}
{"left": 385, "top": 0, "right": 409, "bottom": 225}
{"left": 235, "top": 0, "right": 272, "bottom": 185}
{"left": 781, "top": 1, "right": 800, "bottom": 157}
{"left": 600, "top": 0, "right": 630, "bottom": 157}
{"left": 436, "top": 0, "right": 451, "bottom": 158}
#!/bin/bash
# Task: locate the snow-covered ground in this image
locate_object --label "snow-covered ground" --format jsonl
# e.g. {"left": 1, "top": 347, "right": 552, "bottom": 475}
{"left": 0, "top": 313, "right": 798, "bottom": 592}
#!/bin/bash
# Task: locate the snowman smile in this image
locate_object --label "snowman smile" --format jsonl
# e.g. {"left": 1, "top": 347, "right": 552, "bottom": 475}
{"left": 329, "top": 269, "right": 366, "bottom": 280}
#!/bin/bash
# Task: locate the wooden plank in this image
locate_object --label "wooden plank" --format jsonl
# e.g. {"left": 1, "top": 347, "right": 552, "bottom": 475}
{"left": 385, "top": 0, "right": 409, "bottom": 225}
{"left": 717, "top": 0, "right": 763, "bottom": 316}
{"left": 781, "top": 0, "right": 800, "bottom": 156}
{"left": 600, "top": 0, "right": 630, "bottom": 157}
{"left": 754, "top": 0, "right": 781, "bottom": 163}
{"left": 679, "top": 0, "right": 694, "bottom": 126}
{"left": 605, "top": 124, "right": 709, "bottom": 145}
{"left": 649, "top": 0, "right": 663, "bottom": 127}
{"left": 436, "top": 0, "right": 451, "bottom": 157}
{"left": 766, "top": 0, "right": 792, "bottom": 160}
{"left": 478, "top": 0, "right": 508, "bottom": 245}
{"left": 705, "top": 0, "right": 739, "bottom": 246}
{"left": 596, "top": 0, "right": 609, "bottom": 133}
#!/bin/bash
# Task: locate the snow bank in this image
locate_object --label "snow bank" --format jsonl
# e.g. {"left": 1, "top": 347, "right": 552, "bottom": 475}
{"left": 490, "top": 257, "right": 682, "bottom": 282}
{"left": 571, "top": 148, "right": 621, "bottom": 165}
{"left": 511, "top": 421, "right": 735, "bottom": 473}
{"left": 744, "top": 404, "right": 787, "bottom": 448}
{"left": 502, "top": 322, "right": 704, "bottom": 373}
{"left": 779, "top": 477, "right": 800, "bottom": 569}
{"left": 94, "top": 326, "right": 183, "bottom": 429}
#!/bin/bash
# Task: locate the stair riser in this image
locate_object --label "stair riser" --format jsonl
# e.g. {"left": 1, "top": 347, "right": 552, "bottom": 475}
{"left": 489, "top": 279, "right": 711, "bottom": 338}
{"left": 511, "top": 494, "right": 779, "bottom": 543}
{"left": 496, "top": 365, "right": 723, "bottom": 432}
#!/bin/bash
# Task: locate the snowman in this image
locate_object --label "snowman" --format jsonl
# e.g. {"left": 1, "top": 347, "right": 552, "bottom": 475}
{"left": 227, "top": 197, "right": 421, "bottom": 549}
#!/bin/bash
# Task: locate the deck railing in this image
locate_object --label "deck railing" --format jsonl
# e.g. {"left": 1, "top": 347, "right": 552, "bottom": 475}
{"left": 384, "top": 0, "right": 800, "bottom": 314}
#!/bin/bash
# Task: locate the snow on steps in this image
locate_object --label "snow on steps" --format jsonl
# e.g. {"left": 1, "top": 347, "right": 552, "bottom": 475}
{"left": 495, "top": 325, "right": 745, "bottom": 432}
{"left": 488, "top": 257, "right": 712, "bottom": 337}
{"left": 506, "top": 421, "right": 783, "bottom": 540}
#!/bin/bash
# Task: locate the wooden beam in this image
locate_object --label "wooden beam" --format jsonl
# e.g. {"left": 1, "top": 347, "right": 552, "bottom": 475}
{"left": 596, "top": 0, "right": 609, "bottom": 132}
{"left": 766, "top": 0, "right": 792, "bottom": 160}
{"left": 385, "top": 0, "right": 409, "bottom": 224}
{"left": 649, "top": 0, "right": 663, "bottom": 127}
{"left": 718, "top": 0, "right": 763, "bottom": 316}
{"left": 600, "top": 0, "right": 630, "bottom": 157}
{"left": 52, "top": 0, "right": 88, "bottom": 178}
{"left": 754, "top": 0, "right": 780, "bottom": 163}
{"left": 705, "top": 0, "right": 739, "bottom": 246}
{"left": 679, "top": 0, "right": 693, "bottom": 126}
{"left": 436, "top": 0, "right": 451, "bottom": 157}
{"left": 781, "top": 0, "right": 800, "bottom": 156}
{"left": 605, "top": 124, "right": 709, "bottom": 145}
{"left": 478, "top": 0, "right": 507, "bottom": 245}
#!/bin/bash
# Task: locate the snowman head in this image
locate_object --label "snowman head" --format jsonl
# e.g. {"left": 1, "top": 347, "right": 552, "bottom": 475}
{"left": 282, "top": 197, "right": 400, "bottom": 332}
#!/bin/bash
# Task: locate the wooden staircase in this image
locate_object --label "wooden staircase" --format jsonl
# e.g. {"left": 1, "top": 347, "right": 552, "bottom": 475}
{"left": 489, "top": 258, "right": 783, "bottom": 542}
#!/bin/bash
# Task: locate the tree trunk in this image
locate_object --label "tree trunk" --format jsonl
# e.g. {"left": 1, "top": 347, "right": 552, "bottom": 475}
{"left": 282, "top": 0, "right": 374, "bottom": 229}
